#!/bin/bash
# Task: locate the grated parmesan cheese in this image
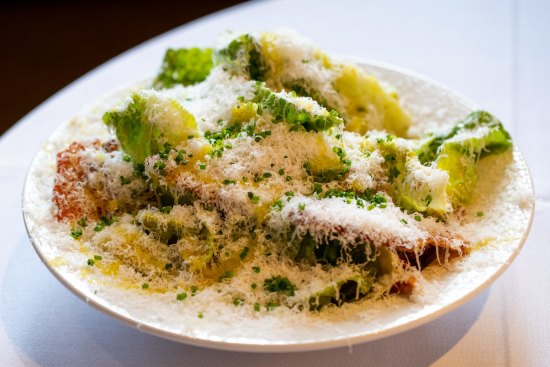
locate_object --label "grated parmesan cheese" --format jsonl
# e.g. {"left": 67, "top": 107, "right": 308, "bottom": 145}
{"left": 20, "top": 30, "right": 534, "bottom": 345}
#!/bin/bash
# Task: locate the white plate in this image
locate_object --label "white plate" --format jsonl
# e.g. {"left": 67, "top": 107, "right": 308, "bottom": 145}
{"left": 22, "top": 59, "right": 535, "bottom": 352}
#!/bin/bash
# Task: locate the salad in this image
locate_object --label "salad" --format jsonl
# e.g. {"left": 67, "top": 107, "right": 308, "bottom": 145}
{"left": 50, "top": 29, "right": 513, "bottom": 314}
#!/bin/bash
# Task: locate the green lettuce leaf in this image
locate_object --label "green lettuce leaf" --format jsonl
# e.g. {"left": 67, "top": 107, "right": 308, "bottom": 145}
{"left": 154, "top": 48, "right": 213, "bottom": 89}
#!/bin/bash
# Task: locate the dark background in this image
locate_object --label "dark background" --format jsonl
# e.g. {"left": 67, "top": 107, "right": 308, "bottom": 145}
{"left": 0, "top": 0, "right": 246, "bottom": 136}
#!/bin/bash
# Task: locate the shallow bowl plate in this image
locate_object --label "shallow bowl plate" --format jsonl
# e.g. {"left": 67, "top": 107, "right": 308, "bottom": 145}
{"left": 22, "top": 59, "right": 535, "bottom": 352}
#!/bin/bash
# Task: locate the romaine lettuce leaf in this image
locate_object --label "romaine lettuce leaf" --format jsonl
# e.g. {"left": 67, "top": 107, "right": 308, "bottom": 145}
{"left": 103, "top": 91, "right": 197, "bottom": 164}
{"left": 154, "top": 48, "right": 213, "bottom": 89}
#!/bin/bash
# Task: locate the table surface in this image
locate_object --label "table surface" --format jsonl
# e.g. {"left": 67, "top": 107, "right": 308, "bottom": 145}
{"left": 1, "top": 1, "right": 548, "bottom": 366}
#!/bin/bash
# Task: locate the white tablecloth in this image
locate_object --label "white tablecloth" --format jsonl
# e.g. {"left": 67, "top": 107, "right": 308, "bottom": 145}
{"left": 1, "top": 1, "right": 548, "bottom": 365}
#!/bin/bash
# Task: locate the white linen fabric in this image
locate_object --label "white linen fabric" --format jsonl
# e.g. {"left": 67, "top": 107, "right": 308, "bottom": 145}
{"left": 1, "top": 0, "right": 548, "bottom": 365}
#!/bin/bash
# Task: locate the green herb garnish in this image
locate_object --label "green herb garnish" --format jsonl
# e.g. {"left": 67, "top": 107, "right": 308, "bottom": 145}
{"left": 263, "top": 275, "right": 296, "bottom": 296}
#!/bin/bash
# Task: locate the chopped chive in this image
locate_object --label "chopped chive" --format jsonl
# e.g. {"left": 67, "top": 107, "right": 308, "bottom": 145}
{"left": 77, "top": 217, "right": 87, "bottom": 227}
{"left": 70, "top": 227, "right": 83, "bottom": 239}
{"left": 219, "top": 270, "right": 234, "bottom": 281}
{"left": 247, "top": 192, "right": 260, "bottom": 204}
{"left": 313, "top": 183, "right": 323, "bottom": 195}
{"left": 239, "top": 246, "right": 250, "bottom": 260}
{"left": 271, "top": 200, "right": 283, "bottom": 211}
{"left": 142, "top": 283, "right": 149, "bottom": 289}
{"left": 87, "top": 259, "right": 95, "bottom": 266}
{"left": 176, "top": 292, "right": 187, "bottom": 301}
{"left": 252, "top": 266, "right": 260, "bottom": 273}
{"left": 154, "top": 161, "right": 166, "bottom": 170}
{"left": 263, "top": 275, "right": 296, "bottom": 296}
{"left": 175, "top": 150, "right": 187, "bottom": 165}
